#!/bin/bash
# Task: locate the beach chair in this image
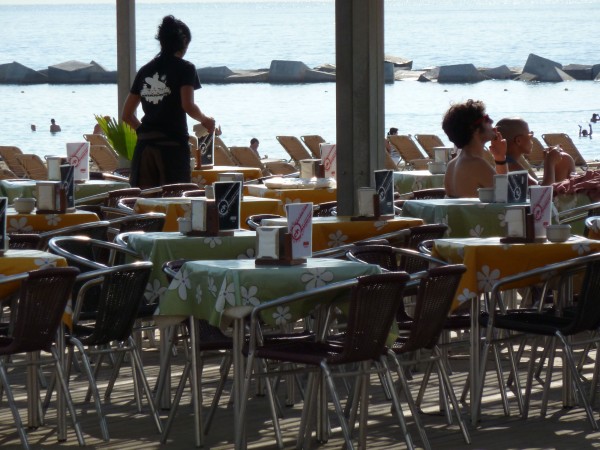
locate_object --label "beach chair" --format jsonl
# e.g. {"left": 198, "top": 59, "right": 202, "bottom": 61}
{"left": 0, "top": 145, "right": 27, "bottom": 177}
{"left": 387, "top": 135, "right": 432, "bottom": 170}
{"left": 414, "top": 134, "right": 446, "bottom": 159}
{"left": 300, "top": 135, "right": 326, "bottom": 158}
{"left": 229, "top": 146, "right": 271, "bottom": 176}
{"left": 542, "top": 133, "right": 599, "bottom": 170}
{"left": 90, "top": 144, "right": 119, "bottom": 172}
{"left": 15, "top": 154, "right": 47, "bottom": 180}
{"left": 214, "top": 143, "right": 240, "bottom": 166}
{"left": 83, "top": 133, "right": 114, "bottom": 149}
{"left": 523, "top": 136, "right": 547, "bottom": 168}
{"left": 0, "top": 167, "right": 18, "bottom": 180}
{"left": 276, "top": 135, "right": 313, "bottom": 167}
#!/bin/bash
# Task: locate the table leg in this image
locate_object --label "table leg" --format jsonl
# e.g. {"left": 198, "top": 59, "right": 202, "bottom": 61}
{"left": 189, "top": 317, "right": 204, "bottom": 447}
{"left": 470, "top": 295, "right": 481, "bottom": 426}
{"left": 233, "top": 318, "right": 245, "bottom": 449}
{"left": 158, "top": 327, "right": 173, "bottom": 410}
{"left": 56, "top": 328, "right": 66, "bottom": 441}
{"left": 26, "top": 352, "right": 41, "bottom": 428}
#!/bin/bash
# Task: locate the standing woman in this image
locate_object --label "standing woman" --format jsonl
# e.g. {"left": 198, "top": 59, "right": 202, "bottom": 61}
{"left": 122, "top": 15, "right": 216, "bottom": 189}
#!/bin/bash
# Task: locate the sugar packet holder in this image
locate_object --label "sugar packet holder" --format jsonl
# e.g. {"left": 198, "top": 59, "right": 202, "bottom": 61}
{"left": 255, "top": 226, "right": 306, "bottom": 266}
{"left": 500, "top": 205, "right": 542, "bottom": 244}
{"left": 186, "top": 198, "right": 233, "bottom": 237}
{"left": 35, "top": 181, "right": 69, "bottom": 214}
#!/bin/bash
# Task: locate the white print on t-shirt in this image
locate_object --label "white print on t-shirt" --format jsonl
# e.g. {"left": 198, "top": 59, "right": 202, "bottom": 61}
{"left": 141, "top": 73, "right": 171, "bottom": 105}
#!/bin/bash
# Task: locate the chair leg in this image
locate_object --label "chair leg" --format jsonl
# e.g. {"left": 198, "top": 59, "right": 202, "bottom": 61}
{"left": 540, "top": 338, "right": 558, "bottom": 418}
{"left": 381, "top": 357, "right": 416, "bottom": 450}
{"left": 160, "top": 360, "right": 191, "bottom": 444}
{"left": 321, "top": 363, "right": 355, "bottom": 450}
{"left": 523, "top": 337, "right": 541, "bottom": 420}
{"left": 589, "top": 342, "right": 600, "bottom": 405}
{"left": 129, "top": 338, "right": 163, "bottom": 434}
{"left": 203, "top": 353, "right": 232, "bottom": 434}
{"left": 0, "top": 363, "right": 30, "bottom": 449}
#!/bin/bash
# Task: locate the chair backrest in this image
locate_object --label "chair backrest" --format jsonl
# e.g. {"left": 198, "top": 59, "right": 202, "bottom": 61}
{"left": 542, "top": 133, "right": 586, "bottom": 167}
{"left": 300, "top": 135, "right": 326, "bottom": 159}
{"left": 0, "top": 145, "right": 26, "bottom": 177}
{"left": 387, "top": 135, "right": 429, "bottom": 162}
{"left": 3, "top": 267, "right": 79, "bottom": 353}
{"left": 182, "top": 189, "right": 206, "bottom": 198}
{"left": 90, "top": 145, "right": 119, "bottom": 172}
{"left": 525, "top": 136, "right": 547, "bottom": 167}
{"left": 346, "top": 245, "right": 400, "bottom": 271}
{"left": 276, "top": 136, "right": 313, "bottom": 165}
{"left": 0, "top": 167, "right": 19, "bottom": 180}
{"left": 15, "top": 154, "right": 48, "bottom": 180}
{"left": 264, "top": 160, "right": 298, "bottom": 176}
{"left": 74, "top": 262, "right": 152, "bottom": 344}
{"left": 83, "top": 133, "right": 114, "bottom": 149}
{"left": 404, "top": 224, "right": 448, "bottom": 249}
{"left": 38, "top": 220, "right": 111, "bottom": 250}
{"left": 313, "top": 201, "right": 337, "bottom": 217}
{"left": 214, "top": 144, "right": 240, "bottom": 166}
{"left": 413, "top": 134, "right": 445, "bottom": 159}
{"left": 397, "top": 264, "right": 467, "bottom": 352}
{"left": 384, "top": 149, "right": 400, "bottom": 170}
{"left": 331, "top": 272, "right": 410, "bottom": 365}
{"left": 162, "top": 259, "right": 190, "bottom": 283}
{"left": 161, "top": 183, "right": 200, "bottom": 197}
{"left": 8, "top": 233, "right": 43, "bottom": 249}
{"left": 246, "top": 214, "right": 283, "bottom": 230}
{"left": 229, "top": 146, "right": 265, "bottom": 169}
{"left": 107, "top": 212, "right": 166, "bottom": 239}
{"left": 116, "top": 197, "right": 137, "bottom": 213}
{"left": 565, "top": 257, "right": 600, "bottom": 333}
{"left": 106, "top": 188, "right": 142, "bottom": 207}
{"left": 412, "top": 188, "right": 446, "bottom": 200}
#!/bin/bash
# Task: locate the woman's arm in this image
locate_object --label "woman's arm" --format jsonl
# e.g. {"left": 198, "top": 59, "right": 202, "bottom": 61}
{"left": 181, "top": 85, "right": 215, "bottom": 133}
{"left": 121, "top": 93, "right": 142, "bottom": 130}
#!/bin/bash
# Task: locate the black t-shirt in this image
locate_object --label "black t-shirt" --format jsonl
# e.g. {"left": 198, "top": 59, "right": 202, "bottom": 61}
{"left": 131, "top": 54, "right": 201, "bottom": 142}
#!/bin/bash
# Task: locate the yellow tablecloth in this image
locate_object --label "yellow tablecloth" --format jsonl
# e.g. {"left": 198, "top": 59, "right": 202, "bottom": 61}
{"left": 245, "top": 184, "right": 337, "bottom": 215}
{"left": 263, "top": 216, "right": 424, "bottom": 251}
{"left": 191, "top": 166, "right": 263, "bottom": 188}
{"left": 432, "top": 236, "right": 600, "bottom": 311}
{"left": 0, "top": 249, "right": 67, "bottom": 298}
{"left": 6, "top": 208, "right": 100, "bottom": 233}
{"left": 133, "top": 196, "right": 282, "bottom": 231}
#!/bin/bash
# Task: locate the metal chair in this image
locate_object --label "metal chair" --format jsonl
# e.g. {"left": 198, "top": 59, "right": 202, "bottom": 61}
{"left": 66, "top": 262, "right": 163, "bottom": 441}
{"left": 8, "top": 220, "right": 110, "bottom": 251}
{"left": 238, "top": 273, "right": 414, "bottom": 449}
{"left": 0, "top": 267, "right": 84, "bottom": 449}
{"left": 388, "top": 265, "right": 470, "bottom": 450}
{"left": 313, "top": 201, "right": 337, "bottom": 217}
{"left": 160, "top": 183, "right": 200, "bottom": 197}
{"left": 106, "top": 212, "right": 166, "bottom": 241}
{"left": 245, "top": 214, "right": 283, "bottom": 230}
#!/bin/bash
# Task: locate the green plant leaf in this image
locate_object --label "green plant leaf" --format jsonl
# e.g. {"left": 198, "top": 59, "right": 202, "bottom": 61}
{"left": 94, "top": 115, "right": 137, "bottom": 160}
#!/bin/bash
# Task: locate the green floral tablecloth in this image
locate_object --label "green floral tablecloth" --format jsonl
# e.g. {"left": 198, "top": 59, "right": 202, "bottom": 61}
{"left": 0, "top": 179, "right": 130, "bottom": 204}
{"left": 157, "top": 258, "right": 381, "bottom": 328}
{"left": 127, "top": 231, "right": 258, "bottom": 304}
{"left": 393, "top": 170, "right": 445, "bottom": 195}
{"left": 401, "top": 194, "right": 590, "bottom": 238}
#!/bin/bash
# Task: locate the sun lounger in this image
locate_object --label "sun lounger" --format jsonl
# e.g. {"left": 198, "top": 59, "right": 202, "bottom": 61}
{"left": 276, "top": 136, "right": 313, "bottom": 166}
{"left": 0, "top": 167, "right": 18, "bottom": 180}
{"left": 414, "top": 134, "right": 446, "bottom": 159}
{"left": 0, "top": 145, "right": 27, "bottom": 177}
{"left": 90, "top": 144, "right": 119, "bottom": 173}
{"left": 387, "top": 135, "right": 432, "bottom": 170}
{"left": 83, "top": 133, "right": 114, "bottom": 149}
{"left": 300, "top": 135, "right": 326, "bottom": 159}
{"left": 523, "top": 136, "right": 547, "bottom": 168}
{"left": 229, "top": 146, "right": 271, "bottom": 176}
{"left": 214, "top": 144, "right": 240, "bottom": 166}
{"left": 15, "top": 154, "right": 47, "bottom": 180}
{"left": 542, "top": 133, "right": 599, "bottom": 170}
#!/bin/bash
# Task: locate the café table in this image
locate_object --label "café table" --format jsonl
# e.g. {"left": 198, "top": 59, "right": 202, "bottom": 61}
{"left": 191, "top": 165, "right": 263, "bottom": 188}
{"left": 245, "top": 184, "right": 337, "bottom": 215}
{"left": 6, "top": 208, "right": 99, "bottom": 233}
{"left": 262, "top": 216, "right": 424, "bottom": 251}
{"left": 431, "top": 236, "right": 600, "bottom": 425}
{"left": 157, "top": 257, "right": 381, "bottom": 448}
{"left": 393, "top": 170, "right": 445, "bottom": 195}
{"left": 401, "top": 195, "right": 590, "bottom": 238}
{"left": 126, "top": 230, "right": 257, "bottom": 304}
{"left": 0, "top": 179, "right": 130, "bottom": 204}
{"left": 132, "top": 196, "right": 281, "bottom": 232}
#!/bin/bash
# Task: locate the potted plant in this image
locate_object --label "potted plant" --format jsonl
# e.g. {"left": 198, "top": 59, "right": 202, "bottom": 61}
{"left": 94, "top": 115, "right": 136, "bottom": 160}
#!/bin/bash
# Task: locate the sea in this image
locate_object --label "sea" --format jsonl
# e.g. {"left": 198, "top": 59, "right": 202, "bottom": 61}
{"left": 0, "top": 0, "right": 599, "bottom": 162}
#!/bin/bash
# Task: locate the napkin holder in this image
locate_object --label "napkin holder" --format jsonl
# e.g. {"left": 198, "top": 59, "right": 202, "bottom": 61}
{"left": 218, "top": 173, "right": 244, "bottom": 199}
{"left": 46, "top": 156, "right": 63, "bottom": 181}
{"left": 493, "top": 175, "right": 508, "bottom": 203}
{"left": 197, "top": 131, "right": 214, "bottom": 168}
{"left": 0, "top": 197, "right": 7, "bottom": 256}
{"left": 433, "top": 146, "right": 452, "bottom": 163}
{"left": 186, "top": 198, "right": 223, "bottom": 237}
{"left": 255, "top": 226, "right": 306, "bottom": 266}
{"left": 352, "top": 187, "right": 395, "bottom": 221}
{"left": 299, "top": 159, "right": 325, "bottom": 179}
{"left": 500, "top": 205, "right": 538, "bottom": 243}
{"left": 35, "top": 181, "right": 67, "bottom": 214}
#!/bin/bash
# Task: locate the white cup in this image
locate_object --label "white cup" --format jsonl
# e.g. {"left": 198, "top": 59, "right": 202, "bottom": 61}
{"left": 478, "top": 188, "right": 494, "bottom": 203}
{"left": 546, "top": 224, "right": 571, "bottom": 243}
{"left": 13, "top": 197, "right": 36, "bottom": 214}
{"left": 177, "top": 217, "right": 192, "bottom": 234}
{"left": 190, "top": 157, "right": 197, "bottom": 171}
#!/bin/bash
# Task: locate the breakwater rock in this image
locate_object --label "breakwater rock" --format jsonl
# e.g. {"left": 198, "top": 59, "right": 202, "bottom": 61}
{"left": 1, "top": 54, "right": 599, "bottom": 85}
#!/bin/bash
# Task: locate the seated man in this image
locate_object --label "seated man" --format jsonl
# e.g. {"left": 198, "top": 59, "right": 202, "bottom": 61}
{"left": 442, "top": 99, "right": 507, "bottom": 198}
{"left": 496, "top": 117, "right": 575, "bottom": 185}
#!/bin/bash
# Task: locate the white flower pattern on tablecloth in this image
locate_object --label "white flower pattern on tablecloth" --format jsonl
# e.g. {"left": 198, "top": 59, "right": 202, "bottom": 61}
{"left": 301, "top": 268, "right": 334, "bottom": 290}
{"left": 374, "top": 220, "right": 387, "bottom": 231}
{"left": 457, "top": 288, "right": 476, "bottom": 304}
{"left": 440, "top": 215, "right": 451, "bottom": 235}
{"left": 327, "top": 230, "right": 348, "bottom": 248}
{"left": 46, "top": 214, "right": 61, "bottom": 226}
{"left": 208, "top": 276, "right": 217, "bottom": 297}
{"left": 170, "top": 268, "right": 191, "bottom": 300}
{"left": 498, "top": 212, "right": 507, "bottom": 227}
{"left": 195, "top": 285, "right": 203, "bottom": 304}
{"left": 180, "top": 203, "right": 191, "bottom": 218}
{"left": 241, "top": 285, "right": 259, "bottom": 306}
{"left": 411, "top": 179, "right": 424, "bottom": 191}
{"left": 572, "top": 242, "right": 591, "bottom": 255}
{"left": 215, "top": 280, "right": 236, "bottom": 312}
{"left": 469, "top": 224, "right": 484, "bottom": 237}
{"left": 192, "top": 175, "right": 207, "bottom": 187}
{"left": 203, "top": 237, "right": 222, "bottom": 248}
{"left": 273, "top": 306, "right": 291, "bottom": 325}
{"left": 34, "top": 258, "right": 58, "bottom": 269}
{"left": 477, "top": 265, "right": 500, "bottom": 292}
{"left": 237, "top": 248, "right": 255, "bottom": 259}
{"left": 8, "top": 217, "right": 33, "bottom": 233}
{"left": 145, "top": 279, "right": 167, "bottom": 302}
